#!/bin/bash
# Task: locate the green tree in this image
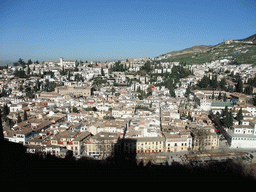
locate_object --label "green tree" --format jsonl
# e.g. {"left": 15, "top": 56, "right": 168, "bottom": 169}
{"left": 2, "top": 103, "right": 9, "bottom": 120}
{"left": 236, "top": 77, "right": 243, "bottom": 93}
{"left": 223, "top": 93, "right": 227, "bottom": 102}
{"left": 223, "top": 106, "right": 229, "bottom": 118}
{"left": 236, "top": 108, "right": 243, "bottom": 121}
{"left": 0, "top": 88, "right": 7, "bottom": 97}
{"left": 218, "top": 92, "right": 222, "bottom": 100}
{"left": 228, "top": 112, "right": 234, "bottom": 128}
{"left": 19, "top": 85, "right": 23, "bottom": 92}
{"left": 136, "top": 86, "right": 141, "bottom": 93}
{"left": 111, "top": 87, "right": 115, "bottom": 94}
{"left": 211, "top": 75, "right": 218, "bottom": 89}
{"left": 140, "top": 61, "right": 151, "bottom": 73}
{"left": 72, "top": 107, "right": 79, "bottom": 113}
{"left": 27, "top": 59, "right": 33, "bottom": 65}
{"left": 60, "top": 65, "right": 67, "bottom": 75}
{"left": 36, "top": 79, "right": 41, "bottom": 91}
{"left": 223, "top": 111, "right": 233, "bottom": 128}
{"left": 27, "top": 64, "right": 30, "bottom": 75}
{"left": 18, "top": 58, "right": 25, "bottom": 68}
{"left": 244, "top": 85, "right": 253, "bottom": 95}
{"left": 17, "top": 113, "right": 22, "bottom": 123}
{"left": 220, "top": 77, "right": 227, "bottom": 90}
{"left": 198, "top": 75, "right": 210, "bottom": 88}
{"left": 14, "top": 68, "right": 26, "bottom": 78}
{"left": 25, "top": 86, "right": 33, "bottom": 98}
{"left": 185, "top": 84, "right": 191, "bottom": 97}
{"left": 101, "top": 67, "right": 105, "bottom": 76}
{"left": 23, "top": 110, "right": 27, "bottom": 121}
{"left": 67, "top": 71, "right": 71, "bottom": 81}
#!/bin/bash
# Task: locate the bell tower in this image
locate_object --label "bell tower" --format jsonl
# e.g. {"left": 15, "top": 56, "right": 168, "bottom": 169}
{"left": 60, "top": 57, "right": 63, "bottom": 66}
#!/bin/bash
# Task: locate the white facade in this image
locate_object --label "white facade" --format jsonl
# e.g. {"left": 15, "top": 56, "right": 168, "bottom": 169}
{"left": 226, "top": 120, "right": 256, "bottom": 148}
{"left": 6, "top": 133, "right": 26, "bottom": 145}
{"left": 9, "top": 103, "right": 26, "bottom": 113}
{"left": 175, "top": 88, "right": 186, "bottom": 98}
{"left": 67, "top": 113, "right": 86, "bottom": 122}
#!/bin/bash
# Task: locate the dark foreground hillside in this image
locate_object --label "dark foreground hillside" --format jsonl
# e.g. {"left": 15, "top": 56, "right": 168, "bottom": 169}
{"left": 2, "top": 140, "right": 255, "bottom": 189}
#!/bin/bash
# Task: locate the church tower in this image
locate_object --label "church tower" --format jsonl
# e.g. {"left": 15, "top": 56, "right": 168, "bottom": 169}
{"left": 60, "top": 57, "right": 63, "bottom": 66}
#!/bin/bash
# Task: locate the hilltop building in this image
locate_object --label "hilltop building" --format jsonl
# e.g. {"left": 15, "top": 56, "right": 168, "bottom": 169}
{"left": 59, "top": 57, "right": 78, "bottom": 68}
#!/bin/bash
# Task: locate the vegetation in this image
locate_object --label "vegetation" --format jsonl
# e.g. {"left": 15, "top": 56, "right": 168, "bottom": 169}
{"left": 135, "top": 105, "right": 151, "bottom": 111}
{"left": 111, "top": 61, "right": 129, "bottom": 72}
{"left": 140, "top": 60, "right": 152, "bottom": 73}
{"left": 163, "top": 42, "right": 256, "bottom": 65}
{"left": 93, "top": 77, "right": 107, "bottom": 86}
{"left": 236, "top": 77, "right": 243, "bottom": 93}
{"left": 222, "top": 106, "right": 234, "bottom": 128}
{"left": 148, "top": 64, "right": 193, "bottom": 97}
{"left": 236, "top": 108, "right": 243, "bottom": 122}
{"left": 198, "top": 75, "right": 227, "bottom": 90}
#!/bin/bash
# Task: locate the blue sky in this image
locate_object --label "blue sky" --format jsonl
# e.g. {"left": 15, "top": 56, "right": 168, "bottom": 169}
{"left": 0, "top": 0, "right": 255, "bottom": 62}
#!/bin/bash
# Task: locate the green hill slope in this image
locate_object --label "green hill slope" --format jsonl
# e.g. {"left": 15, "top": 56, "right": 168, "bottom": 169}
{"left": 164, "top": 34, "right": 256, "bottom": 65}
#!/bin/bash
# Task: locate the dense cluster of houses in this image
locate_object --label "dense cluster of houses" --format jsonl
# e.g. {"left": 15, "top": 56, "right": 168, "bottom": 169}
{"left": 1, "top": 57, "right": 256, "bottom": 159}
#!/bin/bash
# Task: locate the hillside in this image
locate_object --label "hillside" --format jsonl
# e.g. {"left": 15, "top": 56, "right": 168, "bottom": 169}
{"left": 236, "top": 33, "right": 256, "bottom": 42}
{"left": 163, "top": 34, "right": 256, "bottom": 65}
{"left": 165, "top": 45, "right": 212, "bottom": 57}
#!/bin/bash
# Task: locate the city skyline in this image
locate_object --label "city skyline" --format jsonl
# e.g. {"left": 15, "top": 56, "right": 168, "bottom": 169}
{"left": 0, "top": 0, "right": 255, "bottom": 62}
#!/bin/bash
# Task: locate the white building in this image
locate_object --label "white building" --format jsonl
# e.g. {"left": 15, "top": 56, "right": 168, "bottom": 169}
{"left": 59, "top": 57, "right": 78, "bottom": 68}
{"left": 9, "top": 103, "right": 27, "bottom": 113}
{"left": 175, "top": 87, "right": 186, "bottom": 98}
{"left": 226, "top": 120, "right": 256, "bottom": 148}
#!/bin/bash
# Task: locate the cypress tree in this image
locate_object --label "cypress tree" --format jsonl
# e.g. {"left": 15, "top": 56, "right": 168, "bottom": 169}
{"left": 223, "top": 106, "right": 228, "bottom": 117}
{"left": 218, "top": 92, "right": 222, "bottom": 100}
{"left": 3, "top": 103, "right": 9, "bottom": 118}
{"left": 17, "top": 113, "right": 22, "bottom": 123}
{"left": 223, "top": 93, "right": 227, "bottom": 102}
{"left": 236, "top": 77, "right": 243, "bottom": 93}
{"left": 236, "top": 108, "right": 243, "bottom": 121}
{"left": 228, "top": 111, "right": 234, "bottom": 128}
{"left": 23, "top": 111, "right": 27, "bottom": 121}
